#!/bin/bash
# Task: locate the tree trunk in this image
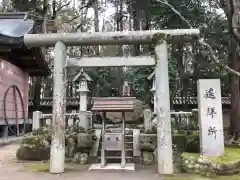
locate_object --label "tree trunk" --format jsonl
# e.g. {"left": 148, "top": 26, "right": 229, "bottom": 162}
{"left": 93, "top": 0, "right": 100, "bottom": 95}
{"left": 132, "top": 2, "right": 140, "bottom": 56}
{"left": 116, "top": 0, "right": 124, "bottom": 96}
{"left": 230, "top": 37, "right": 240, "bottom": 136}
{"left": 92, "top": 0, "right": 100, "bottom": 125}
{"left": 93, "top": 0, "right": 100, "bottom": 56}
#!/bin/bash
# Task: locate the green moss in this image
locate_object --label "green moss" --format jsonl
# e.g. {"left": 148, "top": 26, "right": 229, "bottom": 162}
{"left": 173, "top": 134, "right": 186, "bottom": 136}
{"left": 162, "top": 177, "right": 201, "bottom": 180}
{"left": 181, "top": 148, "right": 240, "bottom": 164}
{"left": 181, "top": 152, "right": 199, "bottom": 159}
{"left": 21, "top": 135, "right": 50, "bottom": 150}
{"left": 23, "top": 162, "right": 50, "bottom": 172}
{"left": 211, "top": 148, "right": 240, "bottom": 163}
{"left": 163, "top": 176, "right": 240, "bottom": 180}
{"left": 152, "top": 33, "right": 166, "bottom": 43}
{"left": 22, "top": 161, "right": 88, "bottom": 173}
{"left": 152, "top": 33, "right": 167, "bottom": 65}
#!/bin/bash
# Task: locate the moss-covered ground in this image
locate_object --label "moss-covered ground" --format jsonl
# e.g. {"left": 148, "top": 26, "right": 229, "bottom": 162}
{"left": 15, "top": 146, "right": 240, "bottom": 179}
{"left": 163, "top": 176, "right": 240, "bottom": 180}
{"left": 21, "top": 160, "right": 88, "bottom": 173}
{"left": 20, "top": 161, "right": 240, "bottom": 179}
{"left": 181, "top": 147, "right": 240, "bottom": 164}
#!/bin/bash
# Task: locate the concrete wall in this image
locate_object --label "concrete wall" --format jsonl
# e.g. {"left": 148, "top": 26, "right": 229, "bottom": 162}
{"left": 0, "top": 59, "right": 29, "bottom": 124}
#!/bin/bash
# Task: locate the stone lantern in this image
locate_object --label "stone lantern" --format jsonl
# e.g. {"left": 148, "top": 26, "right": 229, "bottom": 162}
{"left": 72, "top": 68, "right": 93, "bottom": 129}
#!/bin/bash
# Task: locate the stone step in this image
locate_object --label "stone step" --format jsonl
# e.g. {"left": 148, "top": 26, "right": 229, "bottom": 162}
{"left": 93, "top": 156, "right": 138, "bottom": 164}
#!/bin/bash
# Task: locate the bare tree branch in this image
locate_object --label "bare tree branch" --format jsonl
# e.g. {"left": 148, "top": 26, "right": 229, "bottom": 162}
{"left": 219, "top": 0, "right": 240, "bottom": 44}
{"left": 57, "top": 0, "right": 71, "bottom": 11}
{"left": 42, "top": 0, "right": 49, "bottom": 34}
{"left": 60, "top": 14, "right": 79, "bottom": 25}
{"left": 72, "top": 7, "right": 89, "bottom": 32}
{"left": 61, "top": 0, "right": 93, "bottom": 24}
{"left": 155, "top": 0, "right": 240, "bottom": 77}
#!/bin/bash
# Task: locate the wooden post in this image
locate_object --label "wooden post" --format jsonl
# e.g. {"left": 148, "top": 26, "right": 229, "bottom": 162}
{"left": 121, "top": 111, "right": 126, "bottom": 168}
{"left": 101, "top": 111, "right": 106, "bottom": 168}
{"left": 50, "top": 41, "right": 67, "bottom": 174}
{"left": 155, "top": 40, "right": 173, "bottom": 174}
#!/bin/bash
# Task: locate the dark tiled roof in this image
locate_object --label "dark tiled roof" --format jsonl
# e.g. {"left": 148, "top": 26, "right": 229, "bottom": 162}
{"left": 0, "top": 12, "right": 33, "bottom": 43}
{"left": 28, "top": 96, "right": 231, "bottom": 107}
{"left": 28, "top": 97, "right": 82, "bottom": 107}
{"left": 172, "top": 97, "right": 231, "bottom": 105}
{"left": 0, "top": 12, "right": 50, "bottom": 76}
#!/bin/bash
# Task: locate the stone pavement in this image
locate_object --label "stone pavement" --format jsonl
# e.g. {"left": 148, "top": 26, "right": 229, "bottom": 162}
{"left": 0, "top": 167, "right": 162, "bottom": 180}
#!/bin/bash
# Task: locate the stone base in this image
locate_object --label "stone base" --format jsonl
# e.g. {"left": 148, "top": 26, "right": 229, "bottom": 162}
{"left": 89, "top": 163, "right": 135, "bottom": 171}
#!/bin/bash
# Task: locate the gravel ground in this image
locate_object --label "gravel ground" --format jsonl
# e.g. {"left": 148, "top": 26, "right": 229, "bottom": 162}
{"left": 0, "top": 143, "right": 164, "bottom": 180}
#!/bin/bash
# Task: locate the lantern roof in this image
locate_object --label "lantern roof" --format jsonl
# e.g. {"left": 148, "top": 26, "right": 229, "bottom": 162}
{"left": 72, "top": 68, "right": 93, "bottom": 82}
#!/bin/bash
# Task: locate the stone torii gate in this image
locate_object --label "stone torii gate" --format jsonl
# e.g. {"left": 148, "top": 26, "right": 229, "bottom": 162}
{"left": 23, "top": 29, "right": 200, "bottom": 174}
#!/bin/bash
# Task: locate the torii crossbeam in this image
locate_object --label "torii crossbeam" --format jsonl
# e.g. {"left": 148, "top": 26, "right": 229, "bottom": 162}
{"left": 24, "top": 29, "right": 199, "bottom": 47}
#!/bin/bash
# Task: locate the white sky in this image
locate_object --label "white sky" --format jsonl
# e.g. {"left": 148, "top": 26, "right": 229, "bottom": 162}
{"left": 88, "top": 3, "right": 116, "bottom": 32}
